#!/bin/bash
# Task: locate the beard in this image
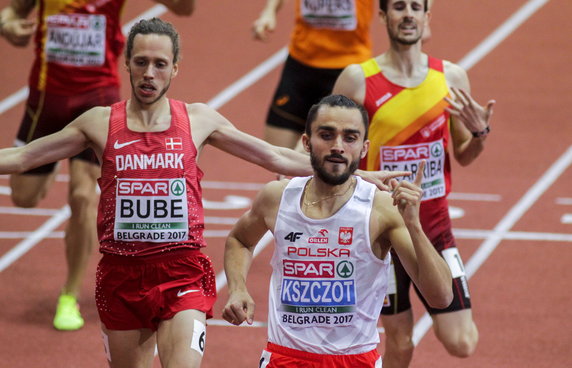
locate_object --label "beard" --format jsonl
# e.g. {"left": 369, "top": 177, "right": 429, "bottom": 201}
{"left": 310, "top": 149, "right": 360, "bottom": 186}
{"left": 130, "top": 76, "right": 171, "bottom": 105}
{"left": 388, "top": 24, "right": 422, "bottom": 46}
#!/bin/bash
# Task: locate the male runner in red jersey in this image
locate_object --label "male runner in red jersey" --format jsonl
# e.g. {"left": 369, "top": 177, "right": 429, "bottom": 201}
{"left": 0, "top": 18, "right": 403, "bottom": 367}
{"left": 333, "top": 0, "right": 495, "bottom": 366}
{"left": 0, "top": 0, "right": 194, "bottom": 331}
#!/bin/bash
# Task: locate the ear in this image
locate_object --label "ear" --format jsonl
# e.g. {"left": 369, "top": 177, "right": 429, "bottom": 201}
{"left": 379, "top": 10, "right": 388, "bottom": 25}
{"left": 302, "top": 134, "right": 311, "bottom": 153}
{"left": 171, "top": 62, "right": 179, "bottom": 78}
{"left": 360, "top": 139, "right": 370, "bottom": 159}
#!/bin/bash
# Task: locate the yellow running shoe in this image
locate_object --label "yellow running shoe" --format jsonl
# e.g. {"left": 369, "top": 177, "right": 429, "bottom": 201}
{"left": 53, "top": 294, "right": 84, "bottom": 331}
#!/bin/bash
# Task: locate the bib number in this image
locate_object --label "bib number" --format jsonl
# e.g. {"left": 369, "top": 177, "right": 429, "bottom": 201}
{"left": 114, "top": 178, "right": 189, "bottom": 242}
{"left": 301, "top": 0, "right": 357, "bottom": 30}
{"left": 46, "top": 13, "right": 106, "bottom": 66}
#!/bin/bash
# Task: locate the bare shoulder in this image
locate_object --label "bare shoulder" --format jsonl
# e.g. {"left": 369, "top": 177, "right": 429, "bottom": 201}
{"left": 443, "top": 60, "right": 470, "bottom": 90}
{"left": 68, "top": 105, "right": 110, "bottom": 131}
{"left": 256, "top": 179, "right": 289, "bottom": 207}
{"left": 372, "top": 189, "right": 401, "bottom": 225}
{"left": 333, "top": 63, "right": 366, "bottom": 102}
{"left": 187, "top": 102, "right": 231, "bottom": 130}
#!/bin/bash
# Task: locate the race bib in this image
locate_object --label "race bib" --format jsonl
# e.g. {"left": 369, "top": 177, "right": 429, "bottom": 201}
{"left": 280, "top": 259, "right": 357, "bottom": 327}
{"left": 380, "top": 139, "right": 446, "bottom": 201}
{"left": 46, "top": 13, "right": 106, "bottom": 67}
{"left": 301, "top": 0, "right": 357, "bottom": 30}
{"left": 114, "top": 178, "right": 189, "bottom": 243}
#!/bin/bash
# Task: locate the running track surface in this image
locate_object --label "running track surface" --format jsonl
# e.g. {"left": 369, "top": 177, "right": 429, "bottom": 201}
{"left": 0, "top": 1, "right": 571, "bottom": 367}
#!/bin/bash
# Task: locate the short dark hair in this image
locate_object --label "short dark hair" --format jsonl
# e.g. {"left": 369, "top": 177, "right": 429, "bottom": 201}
{"left": 305, "top": 95, "right": 369, "bottom": 137}
{"left": 125, "top": 17, "right": 180, "bottom": 63}
{"left": 379, "top": 0, "right": 429, "bottom": 13}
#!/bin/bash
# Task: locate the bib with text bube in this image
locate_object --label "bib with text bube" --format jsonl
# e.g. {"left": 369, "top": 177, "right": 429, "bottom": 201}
{"left": 380, "top": 139, "right": 446, "bottom": 201}
{"left": 301, "top": 0, "right": 357, "bottom": 30}
{"left": 114, "top": 178, "right": 189, "bottom": 243}
{"left": 46, "top": 13, "right": 106, "bottom": 66}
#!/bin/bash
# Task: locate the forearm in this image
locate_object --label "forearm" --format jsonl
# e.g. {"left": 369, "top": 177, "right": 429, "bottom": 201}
{"left": 0, "top": 147, "right": 29, "bottom": 174}
{"left": 261, "top": 0, "right": 284, "bottom": 14}
{"left": 224, "top": 237, "right": 255, "bottom": 293}
{"left": 271, "top": 146, "right": 312, "bottom": 177}
{"left": 154, "top": 0, "right": 194, "bottom": 16}
{"left": 406, "top": 222, "right": 453, "bottom": 308}
{"left": 455, "top": 135, "right": 486, "bottom": 166}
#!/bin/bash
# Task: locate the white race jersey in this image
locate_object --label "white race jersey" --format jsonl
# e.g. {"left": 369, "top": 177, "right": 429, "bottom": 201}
{"left": 268, "top": 176, "right": 391, "bottom": 354}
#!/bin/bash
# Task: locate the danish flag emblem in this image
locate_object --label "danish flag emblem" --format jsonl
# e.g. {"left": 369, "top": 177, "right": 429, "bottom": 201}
{"left": 165, "top": 137, "right": 182, "bottom": 150}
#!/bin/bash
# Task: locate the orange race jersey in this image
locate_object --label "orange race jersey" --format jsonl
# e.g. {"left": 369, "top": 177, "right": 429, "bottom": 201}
{"left": 289, "top": 0, "right": 374, "bottom": 69}
{"left": 360, "top": 56, "right": 453, "bottom": 201}
{"left": 29, "top": 0, "right": 126, "bottom": 95}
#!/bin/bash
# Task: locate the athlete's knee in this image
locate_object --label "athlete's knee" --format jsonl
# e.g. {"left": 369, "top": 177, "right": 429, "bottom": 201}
{"left": 384, "top": 326, "right": 415, "bottom": 358}
{"left": 10, "top": 188, "right": 43, "bottom": 208}
{"left": 439, "top": 328, "right": 478, "bottom": 358}
{"left": 68, "top": 184, "right": 98, "bottom": 213}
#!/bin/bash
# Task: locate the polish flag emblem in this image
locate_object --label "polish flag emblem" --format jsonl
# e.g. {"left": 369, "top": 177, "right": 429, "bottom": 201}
{"left": 166, "top": 137, "right": 183, "bottom": 150}
{"left": 338, "top": 227, "right": 353, "bottom": 245}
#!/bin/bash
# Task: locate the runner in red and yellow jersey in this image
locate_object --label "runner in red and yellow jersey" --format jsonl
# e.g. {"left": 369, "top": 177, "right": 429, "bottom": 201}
{"left": 252, "top": 0, "right": 375, "bottom": 149}
{"left": 333, "top": 1, "right": 495, "bottom": 367}
{"left": 0, "top": 0, "right": 194, "bottom": 331}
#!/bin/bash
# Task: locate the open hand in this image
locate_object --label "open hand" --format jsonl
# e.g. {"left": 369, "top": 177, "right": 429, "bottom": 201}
{"left": 445, "top": 87, "right": 495, "bottom": 135}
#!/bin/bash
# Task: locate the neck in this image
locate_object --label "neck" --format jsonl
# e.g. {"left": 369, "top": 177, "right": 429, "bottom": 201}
{"left": 383, "top": 46, "right": 425, "bottom": 77}
{"left": 127, "top": 97, "right": 170, "bottom": 128}
{"left": 302, "top": 176, "right": 356, "bottom": 209}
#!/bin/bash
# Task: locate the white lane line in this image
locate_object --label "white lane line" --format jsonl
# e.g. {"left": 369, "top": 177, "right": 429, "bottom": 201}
{"left": 0, "top": 87, "right": 29, "bottom": 115}
{"left": 458, "top": 0, "right": 550, "bottom": 70}
{"left": 1, "top": 228, "right": 570, "bottom": 242}
{"left": 0, "top": 205, "right": 70, "bottom": 272}
{"left": 413, "top": 145, "right": 572, "bottom": 345}
{"left": 453, "top": 229, "right": 572, "bottom": 243}
{"left": 447, "top": 193, "right": 501, "bottom": 202}
{"left": 207, "top": 48, "right": 288, "bottom": 110}
{"left": 0, "top": 206, "right": 62, "bottom": 216}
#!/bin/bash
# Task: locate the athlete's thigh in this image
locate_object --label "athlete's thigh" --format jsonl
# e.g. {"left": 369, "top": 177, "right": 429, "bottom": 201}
{"left": 101, "top": 325, "right": 156, "bottom": 368}
{"left": 157, "top": 309, "right": 207, "bottom": 367}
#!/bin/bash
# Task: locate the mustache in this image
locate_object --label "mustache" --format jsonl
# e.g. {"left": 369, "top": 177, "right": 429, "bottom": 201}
{"left": 324, "top": 153, "right": 348, "bottom": 163}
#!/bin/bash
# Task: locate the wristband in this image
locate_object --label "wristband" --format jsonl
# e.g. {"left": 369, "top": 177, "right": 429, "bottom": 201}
{"left": 471, "top": 126, "right": 490, "bottom": 138}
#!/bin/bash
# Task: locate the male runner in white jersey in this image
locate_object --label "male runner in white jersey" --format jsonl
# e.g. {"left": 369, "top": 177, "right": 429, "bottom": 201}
{"left": 223, "top": 94, "right": 453, "bottom": 367}
{"left": 0, "top": 18, "right": 404, "bottom": 368}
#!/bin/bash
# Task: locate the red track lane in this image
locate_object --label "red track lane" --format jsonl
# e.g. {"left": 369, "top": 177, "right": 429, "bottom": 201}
{"left": 0, "top": 1, "right": 571, "bottom": 367}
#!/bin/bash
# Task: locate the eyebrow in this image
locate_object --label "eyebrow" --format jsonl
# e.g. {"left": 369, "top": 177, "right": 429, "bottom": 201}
{"left": 316, "top": 125, "right": 362, "bottom": 135}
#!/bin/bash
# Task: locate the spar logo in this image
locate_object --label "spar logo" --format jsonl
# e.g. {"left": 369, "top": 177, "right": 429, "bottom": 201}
{"left": 309, "top": 229, "right": 329, "bottom": 244}
{"left": 336, "top": 261, "right": 354, "bottom": 278}
{"left": 170, "top": 179, "right": 185, "bottom": 196}
{"left": 382, "top": 144, "right": 431, "bottom": 162}
{"left": 283, "top": 260, "right": 334, "bottom": 278}
{"left": 117, "top": 179, "right": 185, "bottom": 196}
{"left": 118, "top": 179, "right": 170, "bottom": 196}
{"left": 338, "top": 227, "right": 353, "bottom": 245}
